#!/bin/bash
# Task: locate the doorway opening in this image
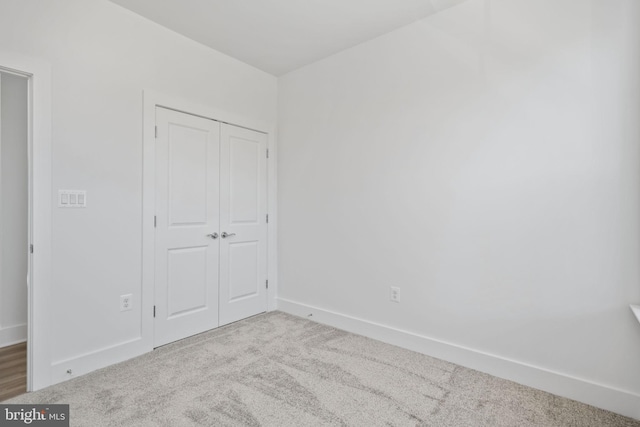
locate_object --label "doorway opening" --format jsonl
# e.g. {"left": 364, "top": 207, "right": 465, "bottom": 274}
{"left": 0, "top": 53, "right": 52, "bottom": 394}
{"left": 0, "top": 70, "right": 29, "bottom": 400}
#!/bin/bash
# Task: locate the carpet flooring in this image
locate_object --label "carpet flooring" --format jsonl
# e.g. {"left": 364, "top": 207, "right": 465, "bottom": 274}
{"left": 5, "top": 311, "right": 640, "bottom": 426}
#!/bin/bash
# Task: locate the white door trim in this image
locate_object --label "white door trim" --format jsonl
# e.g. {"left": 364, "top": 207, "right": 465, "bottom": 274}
{"left": 141, "top": 90, "right": 277, "bottom": 350}
{"left": 0, "top": 51, "right": 53, "bottom": 391}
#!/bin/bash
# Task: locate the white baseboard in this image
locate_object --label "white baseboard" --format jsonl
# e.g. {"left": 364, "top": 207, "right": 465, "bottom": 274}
{"left": 0, "top": 324, "right": 27, "bottom": 347}
{"left": 277, "top": 298, "right": 640, "bottom": 420}
{"left": 50, "top": 338, "right": 150, "bottom": 385}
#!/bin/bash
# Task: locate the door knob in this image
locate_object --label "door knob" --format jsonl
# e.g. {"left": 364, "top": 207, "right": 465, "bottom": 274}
{"left": 221, "top": 232, "right": 236, "bottom": 238}
{"left": 206, "top": 233, "right": 219, "bottom": 239}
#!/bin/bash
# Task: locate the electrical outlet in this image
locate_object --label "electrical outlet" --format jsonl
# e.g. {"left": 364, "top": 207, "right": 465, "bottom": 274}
{"left": 390, "top": 286, "right": 400, "bottom": 303}
{"left": 120, "top": 294, "right": 133, "bottom": 312}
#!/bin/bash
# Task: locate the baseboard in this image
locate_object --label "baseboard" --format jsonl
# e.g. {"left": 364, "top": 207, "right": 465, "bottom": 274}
{"left": 50, "top": 338, "right": 150, "bottom": 385}
{"left": 0, "top": 324, "right": 27, "bottom": 347}
{"left": 277, "top": 298, "right": 640, "bottom": 420}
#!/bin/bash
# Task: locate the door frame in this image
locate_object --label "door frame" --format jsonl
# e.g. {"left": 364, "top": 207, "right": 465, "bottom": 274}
{"left": 141, "top": 90, "right": 277, "bottom": 350}
{"left": 0, "top": 51, "right": 53, "bottom": 391}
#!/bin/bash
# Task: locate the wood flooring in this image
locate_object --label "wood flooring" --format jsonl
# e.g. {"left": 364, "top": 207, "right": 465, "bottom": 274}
{"left": 0, "top": 342, "right": 26, "bottom": 402}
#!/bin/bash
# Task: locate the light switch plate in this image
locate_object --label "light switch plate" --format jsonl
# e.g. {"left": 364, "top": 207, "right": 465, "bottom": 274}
{"left": 59, "top": 190, "right": 87, "bottom": 208}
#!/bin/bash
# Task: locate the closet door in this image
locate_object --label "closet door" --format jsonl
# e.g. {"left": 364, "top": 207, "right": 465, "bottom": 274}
{"left": 154, "top": 107, "right": 220, "bottom": 347}
{"left": 219, "top": 123, "right": 268, "bottom": 326}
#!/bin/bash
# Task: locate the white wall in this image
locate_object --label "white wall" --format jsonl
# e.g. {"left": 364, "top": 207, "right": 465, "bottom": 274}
{"left": 278, "top": 0, "right": 640, "bottom": 418}
{"left": 0, "top": 72, "right": 28, "bottom": 347}
{"left": 0, "top": 0, "right": 276, "bottom": 382}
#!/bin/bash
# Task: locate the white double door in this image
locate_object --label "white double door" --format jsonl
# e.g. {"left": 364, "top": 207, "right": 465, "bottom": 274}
{"left": 154, "top": 107, "right": 268, "bottom": 347}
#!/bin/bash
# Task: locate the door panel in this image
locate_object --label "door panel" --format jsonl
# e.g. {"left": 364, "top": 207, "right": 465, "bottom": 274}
{"left": 229, "top": 138, "right": 259, "bottom": 223}
{"left": 228, "top": 241, "right": 259, "bottom": 301}
{"left": 168, "top": 127, "right": 208, "bottom": 225}
{"left": 154, "top": 107, "right": 220, "bottom": 347}
{"left": 219, "top": 124, "right": 268, "bottom": 325}
{"left": 167, "top": 247, "right": 208, "bottom": 317}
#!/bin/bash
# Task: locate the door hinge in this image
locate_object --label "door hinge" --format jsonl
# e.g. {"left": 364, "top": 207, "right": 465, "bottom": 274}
{"left": 154, "top": 216, "right": 157, "bottom": 228}
{"left": 155, "top": 126, "right": 158, "bottom": 138}
{"left": 266, "top": 280, "right": 269, "bottom": 290}
{"left": 266, "top": 149, "right": 269, "bottom": 159}
{"left": 153, "top": 305, "right": 156, "bottom": 318}
{"left": 30, "top": 244, "right": 33, "bottom": 254}
{"left": 266, "top": 214, "right": 269, "bottom": 224}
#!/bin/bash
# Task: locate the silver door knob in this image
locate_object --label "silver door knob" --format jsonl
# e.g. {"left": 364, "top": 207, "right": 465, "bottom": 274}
{"left": 221, "top": 232, "right": 236, "bottom": 238}
{"left": 206, "top": 233, "right": 219, "bottom": 239}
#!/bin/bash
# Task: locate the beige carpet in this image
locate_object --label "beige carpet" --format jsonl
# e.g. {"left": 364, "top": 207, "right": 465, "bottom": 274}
{"left": 5, "top": 311, "right": 640, "bottom": 426}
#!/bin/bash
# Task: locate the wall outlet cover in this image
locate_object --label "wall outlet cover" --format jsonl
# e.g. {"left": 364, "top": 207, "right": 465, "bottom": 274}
{"left": 390, "top": 286, "right": 400, "bottom": 303}
{"left": 120, "top": 294, "right": 133, "bottom": 312}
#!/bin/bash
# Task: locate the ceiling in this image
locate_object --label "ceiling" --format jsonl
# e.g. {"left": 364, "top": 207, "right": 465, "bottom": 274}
{"left": 109, "top": 0, "right": 466, "bottom": 76}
